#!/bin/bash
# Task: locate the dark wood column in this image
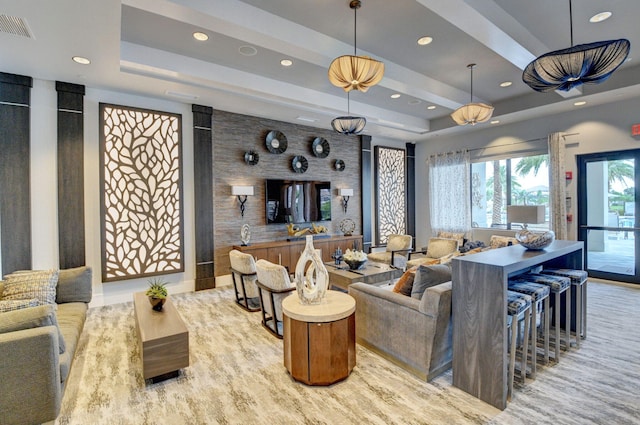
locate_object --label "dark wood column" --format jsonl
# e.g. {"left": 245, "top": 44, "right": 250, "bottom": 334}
{"left": 56, "top": 81, "right": 86, "bottom": 269}
{"left": 406, "top": 143, "right": 416, "bottom": 241}
{"left": 360, "top": 135, "right": 372, "bottom": 252}
{"left": 192, "top": 105, "right": 215, "bottom": 290}
{"left": 0, "top": 72, "right": 33, "bottom": 274}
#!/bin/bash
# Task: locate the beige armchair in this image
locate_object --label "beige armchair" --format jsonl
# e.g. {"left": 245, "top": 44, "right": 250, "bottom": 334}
{"left": 407, "top": 237, "right": 459, "bottom": 268}
{"left": 229, "top": 249, "right": 261, "bottom": 312}
{"left": 255, "top": 259, "right": 296, "bottom": 338}
{"left": 367, "top": 234, "right": 413, "bottom": 268}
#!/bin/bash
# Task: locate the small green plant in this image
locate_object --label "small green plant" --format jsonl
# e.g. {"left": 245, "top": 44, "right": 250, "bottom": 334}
{"left": 146, "top": 278, "right": 168, "bottom": 299}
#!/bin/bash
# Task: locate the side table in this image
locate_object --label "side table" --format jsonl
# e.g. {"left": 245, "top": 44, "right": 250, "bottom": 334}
{"left": 282, "top": 290, "right": 356, "bottom": 385}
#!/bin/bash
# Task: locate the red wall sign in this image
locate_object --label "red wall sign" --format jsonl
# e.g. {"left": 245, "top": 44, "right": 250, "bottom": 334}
{"left": 633, "top": 123, "right": 640, "bottom": 136}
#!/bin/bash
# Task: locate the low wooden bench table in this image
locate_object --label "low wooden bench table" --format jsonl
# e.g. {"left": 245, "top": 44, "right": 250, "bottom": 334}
{"left": 282, "top": 291, "right": 356, "bottom": 385}
{"left": 325, "top": 261, "right": 403, "bottom": 292}
{"left": 133, "top": 292, "right": 189, "bottom": 382}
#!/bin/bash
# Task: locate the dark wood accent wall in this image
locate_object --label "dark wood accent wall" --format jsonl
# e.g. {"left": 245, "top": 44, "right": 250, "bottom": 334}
{"left": 360, "top": 135, "right": 372, "bottom": 252}
{"left": 0, "top": 72, "right": 33, "bottom": 274}
{"left": 406, "top": 143, "right": 416, "bottom": 240}
{"left": 56, "top": 81, "right": 86, "bottom": 269}
{"left": 192, "top": 105, "right": 215, "bottom": 290}
{"left": 212, "top": 109, "right": 361, "bottom": 277}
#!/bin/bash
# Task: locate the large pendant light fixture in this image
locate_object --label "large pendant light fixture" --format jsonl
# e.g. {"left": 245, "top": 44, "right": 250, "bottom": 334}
{"left": 331, "top": 92, "right": 367, "bottom": 135}
{"left": 522, "top": 0, "right": 630, "bottom": 92}
{"left": 328, "top": 0, "right": 384, "bottom": 93}
{"left": 450, "top": 64, "right": 494, "bottom": 126}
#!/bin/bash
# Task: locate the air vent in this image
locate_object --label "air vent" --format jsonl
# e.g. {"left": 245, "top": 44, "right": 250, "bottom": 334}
{"left": 0, "top": 14, "right": 33, "bottom": 38}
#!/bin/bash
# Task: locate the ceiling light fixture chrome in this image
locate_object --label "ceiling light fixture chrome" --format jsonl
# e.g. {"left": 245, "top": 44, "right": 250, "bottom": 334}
{"left": 522, "top": 0, "right": 629, "bottom": 93}
{"left": 450, "top": 64, "right": 494, "bottom": 126}
{"left": 331, "top": 92, "right": 366, "bottom": 135}
{"left": 328, "top": 0, "right": 384, "bottom": 93}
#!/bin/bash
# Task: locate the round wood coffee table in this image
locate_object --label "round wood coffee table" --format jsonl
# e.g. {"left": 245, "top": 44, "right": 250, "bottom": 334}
{"left": 282, "top": 290, "right": 356, "bottom": 385}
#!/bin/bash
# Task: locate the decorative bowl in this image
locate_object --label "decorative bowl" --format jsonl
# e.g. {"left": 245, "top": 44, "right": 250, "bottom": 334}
{"left": 344, "top": 259, "right": 367, "bottom": 270}
{"left": 515, "top": 230, "right": 555, "bottom": 250}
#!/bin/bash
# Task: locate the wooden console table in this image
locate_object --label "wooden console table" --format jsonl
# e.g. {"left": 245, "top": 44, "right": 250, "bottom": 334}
{"left": 282, "top": 291, "right": 356, "bottom": 385}
{"left": 233, "top": 235, "right": 362, "bottom": 273}
{"left": 451, "top": 240, "right": 583, "bottom": 410}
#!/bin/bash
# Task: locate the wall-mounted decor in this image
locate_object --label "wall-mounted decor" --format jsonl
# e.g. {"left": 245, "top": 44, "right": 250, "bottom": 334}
{"left": 339, "top": 218, "right": 356, "bottom": 236}
{"left": 266, "top": 130, "right": 288, "bottom": 154}
{"left": 292, "top": 155, "right": 309, "bottom": 173}
{"left": 374, "top": 146, "right": 406, "bottom": 245}
{"left": 99, "top": 103, "right": 184, "bottom": 282}
{"left": 244, "top": 150, "right": 259, "bottom": 165}
{"left": 311, "top": 137, "right": 330, "bottom": 158}
{"left": 335, "top": 159, "right": 345, "bottom": 171}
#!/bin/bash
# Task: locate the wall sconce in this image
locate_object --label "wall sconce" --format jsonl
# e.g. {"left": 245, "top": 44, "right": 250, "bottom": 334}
{"left": 231, "top": 185, "right": 254, "bottom": 217}
{"left": 338, "top": 188, "right": 354, "bottom": 213}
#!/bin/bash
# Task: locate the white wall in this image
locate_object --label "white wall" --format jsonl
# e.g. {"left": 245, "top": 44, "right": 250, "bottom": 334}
{"left": 29, "top": 79, "right": 196, "bottom": 306}
{"left": 415, "top": 96, "right": 640, "bottom": 249}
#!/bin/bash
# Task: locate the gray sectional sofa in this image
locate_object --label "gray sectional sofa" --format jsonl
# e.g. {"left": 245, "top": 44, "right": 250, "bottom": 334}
{"left": 348, "top": 279, "right": 453, "bottom": 381}
{"left": 0, "top": 266, "right": 92, "bottom": 425}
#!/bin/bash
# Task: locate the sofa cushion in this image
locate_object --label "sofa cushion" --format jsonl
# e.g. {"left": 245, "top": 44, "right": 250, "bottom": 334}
{"left": 426, "top": 238, "right": 459, "bottom": 259}
{"left": 2, "top": 269, "right": 59, "bottom": 306}
{"left": 56, "top": 266, "right": 92, "bottom": 304}
{"left": 56, "top": 302, "right": 88, "bottom": 382}
{"left": 393, "top": 266, "right": 418, "bottom": 296}
{"left": 0, "top": 304, "right": 66, "bottom": 354}
{"left": 411, "top": 264, "right": 452, "bottom": 300}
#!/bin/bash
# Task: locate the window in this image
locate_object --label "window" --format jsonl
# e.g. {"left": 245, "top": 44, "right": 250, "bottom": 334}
{"left": 471, "top": 154, "right": 549, "bottom": 230}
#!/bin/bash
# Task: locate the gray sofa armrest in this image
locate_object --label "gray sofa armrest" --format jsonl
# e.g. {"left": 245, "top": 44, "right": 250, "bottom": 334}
{"left": 349, "top": 282, "right": 421, "bottom": 310}
{"left": 0, "top": 326, "right": 62, "bottom": 425}
{"left": 57, "top": 266, "right": 93, "bottom": 304}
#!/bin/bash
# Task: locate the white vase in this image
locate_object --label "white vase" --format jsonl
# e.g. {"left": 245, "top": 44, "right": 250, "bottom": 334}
{"left": 294, "top": 235, "right": 329, "bottom": 304}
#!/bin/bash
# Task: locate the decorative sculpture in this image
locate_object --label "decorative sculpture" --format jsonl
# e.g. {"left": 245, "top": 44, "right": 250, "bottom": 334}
{"left": 294, "top": 235, "right": 329, "bottom": 305}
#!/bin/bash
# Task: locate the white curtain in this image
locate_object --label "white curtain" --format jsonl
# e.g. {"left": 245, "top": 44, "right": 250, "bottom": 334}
{"left": 548, "top": 132, "right": 567, "bottom": 239}
{"left": 428, "top": 150, "right": 471, "bottom": 235}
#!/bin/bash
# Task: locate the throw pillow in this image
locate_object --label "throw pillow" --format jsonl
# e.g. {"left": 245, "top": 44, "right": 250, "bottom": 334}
{"left": 0, "top": 298, "right": 39, "bottom": 313}
{"left": 392, "top": 266, "right": 418, "bottom": 296}
{"left": 411, "top": 264, "right": 452, "bottom": 299}
{"left": 2, "top": 269, "right": 59, "bottom": 306}
{"left": 56, "top": 266, "right": 92, "bottom": 304}
{"left": 0, "top": 304, "right": 66, "bottom": 354}
{"left": 489, "top": 235, "right": 519, "bottom": 249}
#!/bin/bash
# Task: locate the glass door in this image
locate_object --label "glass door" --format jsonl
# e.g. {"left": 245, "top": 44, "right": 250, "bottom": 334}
{"left": 577, "top": 150, "right": 639, "bottom": 284}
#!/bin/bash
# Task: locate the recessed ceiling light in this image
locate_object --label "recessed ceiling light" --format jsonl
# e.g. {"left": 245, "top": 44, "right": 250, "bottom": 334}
{"left": 280, "top": 59, "right": 293, "bottom": 67}
{"left": 72, "top": 56, "right": 90, "bottom": 65}
{"left": 417, "top": 36, "right": 433, "bottom": 46}
{"left": 238, "top": 45, "right": 258, "bottom": 56}
{"left": 574, "top": 101, "right": 587, "bottom": 106}
{"left": 499, "top": 81, "right": 512, "bottom": 87}
{"left": 427, "top": 105, "right": 436, "bottom": 110}
{"left": 296, "top": 116, "right": 317, "bottom": 123}
{"left": 390, "top": 93, "right": 401, "bottom": 99}
{"left": 193, "top": 31, "right": 209, "bottom": 41}
{"left": 490, "top": 120, "right": 500, "bottom": 124}
{"left": 589, "top": 11, "right": 612, "bottom": 23}
{"left": 408, "top": 99, "right": 422, "bottom": 105}
{"left": 165, "top": 90, "right": 199, "bottom": 100}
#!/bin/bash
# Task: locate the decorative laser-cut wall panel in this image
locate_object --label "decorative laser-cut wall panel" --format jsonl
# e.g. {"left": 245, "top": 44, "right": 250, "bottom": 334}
{"left": 374, "top": 146, "right": 406, "bottom": 245}
{"left": 99, "top": 103, "right": 184, "bottom": 282}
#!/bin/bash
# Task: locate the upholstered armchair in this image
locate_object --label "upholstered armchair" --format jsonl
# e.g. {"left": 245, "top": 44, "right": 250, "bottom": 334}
{"left": 255, "top": 259, "right": 296, "bottom": 338}
{"left": 407, "top": 238, "right": 459, "bottom": 268}
{"left": 229, "top": 249, "right": 261, "bottom": 312}
{"left": 367, "top": 234, "right": 413, "bottom": 269}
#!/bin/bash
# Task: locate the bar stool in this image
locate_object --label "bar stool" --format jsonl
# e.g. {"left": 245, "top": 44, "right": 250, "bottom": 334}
{"left": 507, "top": 290, "right": 531, "bottom": 401}
{"left": 540, "top": 268, "right": 588, "bottom": 347}
{"left": 507, "top": 279, "right": 551, "bottom": 378}
{"left": 521, "top": 273, "right": 571, "bottom": 361}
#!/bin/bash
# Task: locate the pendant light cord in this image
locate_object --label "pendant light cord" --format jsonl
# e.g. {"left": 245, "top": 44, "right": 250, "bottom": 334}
{"left": 569, "top": 0, "right": 574, "bottom": 47}
{"left": 353, "top": 2, "right": 357, "bottom": 56}
{"left": 470, "top": 66, "right": 473, "bottom": 103}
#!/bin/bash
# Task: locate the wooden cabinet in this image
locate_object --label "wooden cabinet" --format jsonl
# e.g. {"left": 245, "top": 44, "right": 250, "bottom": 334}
{"left": 233, "top": 235, "right": 363, "bottom": 272}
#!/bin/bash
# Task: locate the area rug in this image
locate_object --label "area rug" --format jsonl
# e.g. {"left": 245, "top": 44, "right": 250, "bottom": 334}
{"left": 57, "top": 282, "right": 640, "bottom": 425}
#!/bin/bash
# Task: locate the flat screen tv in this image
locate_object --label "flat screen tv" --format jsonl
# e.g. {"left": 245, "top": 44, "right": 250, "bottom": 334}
{"left": 265, "top": 179, "right": 331, "bottom": 224}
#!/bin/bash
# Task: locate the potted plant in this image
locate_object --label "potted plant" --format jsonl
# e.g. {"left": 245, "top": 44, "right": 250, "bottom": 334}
{"left": 146, "top": 278, "right": 169, "bottom": 311}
